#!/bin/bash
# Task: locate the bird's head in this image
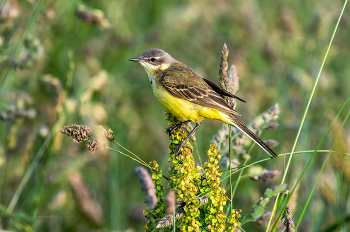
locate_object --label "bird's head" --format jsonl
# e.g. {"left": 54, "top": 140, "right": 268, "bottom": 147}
{"left": 129, "top": 48, "right": 175, "bottom": 75}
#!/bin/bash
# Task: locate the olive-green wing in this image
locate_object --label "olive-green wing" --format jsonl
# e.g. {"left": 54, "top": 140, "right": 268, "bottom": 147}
{"left": 161, "top": 65, "right": 240, "bottom": 116}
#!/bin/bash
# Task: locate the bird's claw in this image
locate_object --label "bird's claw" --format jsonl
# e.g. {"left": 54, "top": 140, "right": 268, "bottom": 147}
{"left": 170, "top": 142, "right": 193, "bottom": 156}
{"left": 166, "top": 120, "right": 191, "bottom": 136}
{"left": 166, "top": 124, "right": 181, "bottom": 136}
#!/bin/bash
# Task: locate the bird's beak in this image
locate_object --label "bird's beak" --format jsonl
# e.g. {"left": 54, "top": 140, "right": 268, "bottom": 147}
{"left": 128, "top": 57, "right": 142, "bottom": 62}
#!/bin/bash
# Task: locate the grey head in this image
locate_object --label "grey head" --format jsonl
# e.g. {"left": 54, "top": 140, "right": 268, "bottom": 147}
{"left": 129, "top": 48, "right": 176, "bottom": 68}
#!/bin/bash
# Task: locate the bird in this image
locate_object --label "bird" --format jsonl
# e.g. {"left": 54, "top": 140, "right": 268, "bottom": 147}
{"left": 129, "top": 48, "right": 277, "bottom": 158}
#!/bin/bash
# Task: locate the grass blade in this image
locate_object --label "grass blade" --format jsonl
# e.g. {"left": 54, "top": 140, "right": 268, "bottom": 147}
{"left": 295, "top": 107, "right": 350, "bottom": 230}
{"left": 266, "top": 1, "right": 348, "bottom": 230}
{"left": 270, "top": 96, "right": 350, "bottom": 231}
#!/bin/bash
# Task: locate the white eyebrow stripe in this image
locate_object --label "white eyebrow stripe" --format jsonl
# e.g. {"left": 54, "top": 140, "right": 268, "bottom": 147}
{"left": 144, "top": 56, "right": 161, "bottom": 62}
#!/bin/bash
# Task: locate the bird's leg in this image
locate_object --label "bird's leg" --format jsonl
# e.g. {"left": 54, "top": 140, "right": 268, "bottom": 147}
{"left": 166, "top": 120, "right": 191, "bottom": 136}
{"left": 171, "top": 122, "right": 201, "bottom": 156}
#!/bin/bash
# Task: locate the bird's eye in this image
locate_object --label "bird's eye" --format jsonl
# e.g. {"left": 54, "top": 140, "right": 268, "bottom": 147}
{"left": 151, "top": 57, "right": 156, "bottom": 62}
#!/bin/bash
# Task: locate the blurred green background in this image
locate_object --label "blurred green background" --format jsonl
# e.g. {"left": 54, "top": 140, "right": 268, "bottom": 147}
{"left": 0, "top": 0, "right": 350, "bottom": 231}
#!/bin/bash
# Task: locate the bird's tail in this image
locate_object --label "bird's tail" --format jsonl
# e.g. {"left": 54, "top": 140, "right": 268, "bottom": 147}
{"left": 226, "top": 114, "right": 277, "bottom": 158}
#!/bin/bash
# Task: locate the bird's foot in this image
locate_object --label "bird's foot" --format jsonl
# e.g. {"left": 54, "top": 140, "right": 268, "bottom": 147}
{"left": 166, "top": 124, "right": 182, "bottom": 136}
{"left": 170, "top": 142, "right": 192, "bottom": 156}
{"left": 166, "top": 120, "right": 190, "bottom": 136}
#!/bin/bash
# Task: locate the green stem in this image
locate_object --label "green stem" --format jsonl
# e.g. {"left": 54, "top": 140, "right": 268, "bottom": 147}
{"left": 231, "top": 159, "right": 248, "bottom": 200}
{"left": 7, "top": 115, "right": 65, "bottom": 213}
{"left": 295, "top": 108, "right": 350, "bottom": 230}
{"left": 266, "top": 1, "right": 348, "bottom": 230}
{"left": 194, "top": 141, "right": 203, "bottom": 167}
{"left": 106, "top": 147, "right": 151, "bottom": 168}
{"left": 220, "top": 149, "right": 350, "bottom": 183}
{"left": 224, "top": 126, "right": 238, "bottom": 218}
{"left": 0, "top": 0, "right": 44, "bottom": 93}
{"left": 270, "top": 96, "right": 350, "bottom": 231}
{"left": 7, "top": 47, "right": 73, "bottom": 213}
{"left": 111, "top": 140, "right": 150, "bottom": 168}
{"left": 230, "top": 128, "right": 261, "bottom": 202}
{"left": 229, "top": 126, "right": 233, "bottom": 212}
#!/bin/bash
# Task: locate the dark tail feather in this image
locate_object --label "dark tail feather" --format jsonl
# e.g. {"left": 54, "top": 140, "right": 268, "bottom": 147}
{"left": 228, "top": 114, "right": 277, "bottom": 158}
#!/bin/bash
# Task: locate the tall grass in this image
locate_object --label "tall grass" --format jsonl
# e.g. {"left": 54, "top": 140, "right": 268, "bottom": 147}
{"left": 267, "top": 1, "right": 349, "bottom": 231}
{"left": 0, "top": 0, "right": 350, "bottom": 231}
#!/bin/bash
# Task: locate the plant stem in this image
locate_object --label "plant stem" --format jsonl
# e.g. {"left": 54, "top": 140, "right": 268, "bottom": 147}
{"left": 270, "top": 96, "right": 350, "bottom": 231}
{"left": 266, "top": 1, "right": 348, "bottom": 230}
{"left": 295, "top": 108, "right": 350, "bottom": 230}
{"left": 194, "top": 141, "right": 203, "bottom": 166}
{"left": 229, "top": 126, "right": 233, "bottom": 212}
{"left": 220, "top": 149, "right": 350, "bottom": 183}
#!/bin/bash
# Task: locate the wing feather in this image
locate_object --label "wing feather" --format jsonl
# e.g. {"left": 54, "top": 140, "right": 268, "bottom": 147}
{"left": 161, "top": 63, "right": 240, "bottom": 116}
{"left": 202, "top": 78, "right": 246, "bottom": 102}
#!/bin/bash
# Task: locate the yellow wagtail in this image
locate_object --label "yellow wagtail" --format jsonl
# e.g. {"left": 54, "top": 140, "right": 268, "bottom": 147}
{"left": 129, "top": 48, "right": 277, "bottom": 158}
